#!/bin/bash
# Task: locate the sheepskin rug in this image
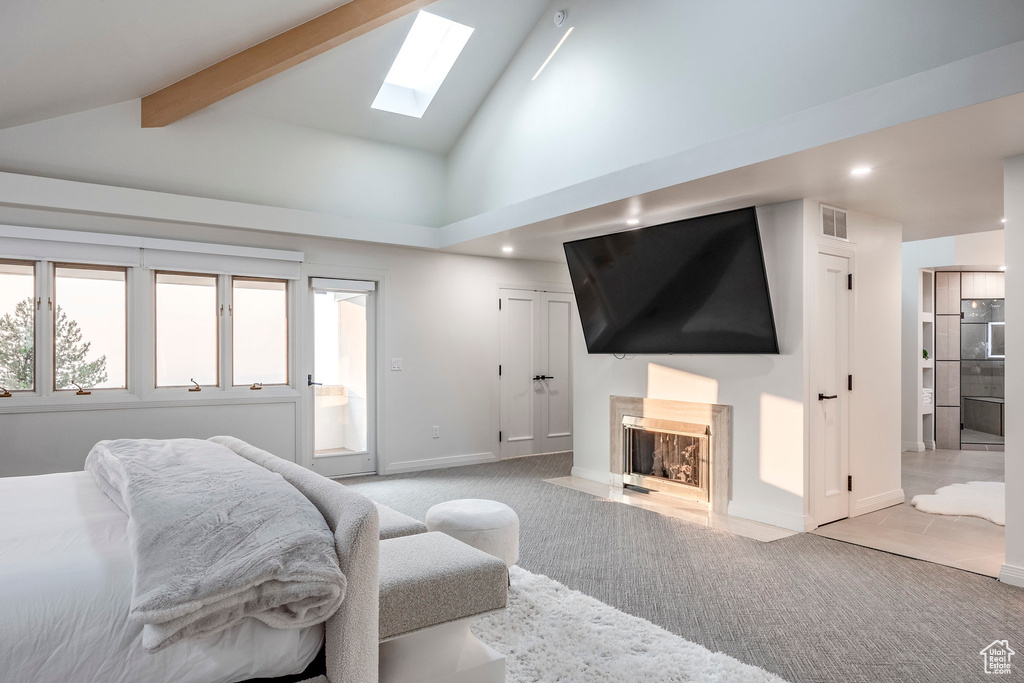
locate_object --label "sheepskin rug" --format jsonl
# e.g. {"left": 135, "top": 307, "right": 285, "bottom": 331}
{"left": 911, "top": 481, "right": 1005, "bottom": 525}
{"left": 470, "top": 566, "right": 786, "bottom": 683}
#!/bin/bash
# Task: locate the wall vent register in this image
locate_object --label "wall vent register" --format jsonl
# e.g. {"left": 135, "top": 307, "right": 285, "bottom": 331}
{"left": 820, "top": 204, "right": 848, "bottom": 240}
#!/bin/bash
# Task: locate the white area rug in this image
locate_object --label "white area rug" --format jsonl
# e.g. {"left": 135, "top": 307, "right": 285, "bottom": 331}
{"left": 471, "top": 566, "right": 787, "bottom": 683}
{"left": 911, "top": 481, "right": 1005, "bottom": 525}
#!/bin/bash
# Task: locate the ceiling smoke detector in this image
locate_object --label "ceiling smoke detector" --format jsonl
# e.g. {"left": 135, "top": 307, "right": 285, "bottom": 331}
{"left": 554, "top": 10, "right": 567, "bottom": 27}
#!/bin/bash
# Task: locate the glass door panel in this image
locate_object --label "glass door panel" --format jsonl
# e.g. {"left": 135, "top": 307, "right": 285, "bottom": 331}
{"left": 311, "top": 280, "right": 375, "bottom": 476}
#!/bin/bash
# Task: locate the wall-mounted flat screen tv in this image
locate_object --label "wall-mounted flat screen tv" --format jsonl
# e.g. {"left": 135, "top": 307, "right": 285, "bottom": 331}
{"left": 563, "top": 207, "right": 779, "bottom": 354}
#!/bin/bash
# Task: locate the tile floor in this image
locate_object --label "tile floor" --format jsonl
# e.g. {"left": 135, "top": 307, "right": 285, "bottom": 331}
{"left": 545, "top": 475, "right": 798, "bottom": 543}
{"left": 812, "top": 449, "right": 1005, "bottom": 576}
{"left": 960, "top": 427, "right": 1004, "bottom": 446}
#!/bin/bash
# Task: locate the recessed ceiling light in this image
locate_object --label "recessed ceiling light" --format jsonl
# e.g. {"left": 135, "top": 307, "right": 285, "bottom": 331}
{"left": 502, "top": 246, "right": 514, "bottom": 254}
{"left": 371, "top": 11, "right": 474, "bottom": 118}
{"left": 626, "top": 218, "right": 640, "bottom": 226}
{"left": 850, "top": 166, "right": 872, "bottom": 177}
{"left": 532, "top": 26, "right": 574, "bottom": 81}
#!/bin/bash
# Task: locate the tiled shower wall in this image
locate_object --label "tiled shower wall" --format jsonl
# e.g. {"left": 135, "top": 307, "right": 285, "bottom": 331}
{"left": 932, "top": 271, "right": 1005, "bottom": 449}
{"left": 935, "top": 272, "right": 961, "bottom": 450}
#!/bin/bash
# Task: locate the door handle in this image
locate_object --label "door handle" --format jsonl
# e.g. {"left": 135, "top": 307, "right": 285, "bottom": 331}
{"left": 308, "top": 374, "right": 323, "bottom": 387}
{"left": 818, "top": 393, "right": 838, "bottom": 401}
{"left": 533, "top": 375, "right": 555, "bottom": 380}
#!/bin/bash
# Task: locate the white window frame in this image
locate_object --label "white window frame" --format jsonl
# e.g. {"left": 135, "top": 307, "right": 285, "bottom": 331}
{"left": 0, "top": 226, "right": 303, "bottom": 413}
{"left": 231, "top": 276, "right": 291, "bottom": 388}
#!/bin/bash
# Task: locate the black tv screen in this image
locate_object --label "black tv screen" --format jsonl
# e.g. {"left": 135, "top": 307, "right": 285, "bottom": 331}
{"left": 563, "top": 207, "right": 779, "bottom": 354}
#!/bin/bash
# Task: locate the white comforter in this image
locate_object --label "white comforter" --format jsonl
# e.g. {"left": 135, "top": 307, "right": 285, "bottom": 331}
{"left": 0, "top": 471, "right": 323, "bottom": 683}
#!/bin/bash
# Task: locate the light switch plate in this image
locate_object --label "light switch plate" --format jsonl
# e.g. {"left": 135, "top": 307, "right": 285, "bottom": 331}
{"left": 391, "top": 358, "right": 402, "bottom": 371}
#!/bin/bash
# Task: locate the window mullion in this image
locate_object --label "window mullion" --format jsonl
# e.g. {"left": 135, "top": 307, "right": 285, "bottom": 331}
{"left": 220, "top": 274, "right": 232, "bottom": 390}
{"left": 39, "top": 261, "right": 52, "bottom": 398}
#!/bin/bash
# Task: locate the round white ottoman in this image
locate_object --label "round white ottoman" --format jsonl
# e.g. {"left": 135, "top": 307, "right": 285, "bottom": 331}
{"left": 425, "top": 499, "right": 520, "bottom": 567}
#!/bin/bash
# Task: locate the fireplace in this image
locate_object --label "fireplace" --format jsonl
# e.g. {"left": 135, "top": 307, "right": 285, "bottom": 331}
{"left": 622, "top": 416, "right": 710, "bottom": 503}
{"left": 610, "top": 396, "right": 730, "bottom": 512}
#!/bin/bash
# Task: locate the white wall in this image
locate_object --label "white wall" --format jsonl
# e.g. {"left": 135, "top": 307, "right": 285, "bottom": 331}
{"left": 900, "top": 238, "right": 955, "bottom": 450}
{"left": 572, "top": 201, "right": 809, "bottom": 530}
{"left": 0, "top": 100, "right": 447, "bottom": 228}
{"left": 0, "top": 402, "right": 297, "bottom": 477}
{"left": 0, "top": 207, "right": 569, "bottom": 478}
{"left": 571, "top": 200, "right": 903, "bottom": 530}
{"left": 446, "top": 0, "right": 1024, "bottom": 222}
{"left": 1001, "top": 155, "right": 1024, "bottom": 587}
{"left": 955, "top": 230, "right": 1006, "bottom": 266}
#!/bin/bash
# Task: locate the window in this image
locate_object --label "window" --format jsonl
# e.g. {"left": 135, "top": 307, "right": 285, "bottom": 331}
{"left": 53, "top": 265, "right": 127, "bottom": 390}
{"left": 0, "top": 260, "right": 35, "bottom": 391}
{"left": 156, "top": 272, "right": 218, "bottom": 387}
{"left": 232, "top": 278, "right": 288, "bottom": 386}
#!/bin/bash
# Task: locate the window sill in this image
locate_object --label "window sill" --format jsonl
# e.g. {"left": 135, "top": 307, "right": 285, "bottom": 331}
{"left": 0, "top": 387, "right": 300, "bottom": 415}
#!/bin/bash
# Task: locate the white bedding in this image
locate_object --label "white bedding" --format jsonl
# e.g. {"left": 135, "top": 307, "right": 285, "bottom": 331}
{"left": 0, "top": 471, "right": 323, "bottom": 683}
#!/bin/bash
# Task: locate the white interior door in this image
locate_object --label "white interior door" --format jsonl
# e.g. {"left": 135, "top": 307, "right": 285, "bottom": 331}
{"left": 308, "top": 278, "right": 376, "bottom": 477}
{"left": 499, "top": 289, "right": 573, "bottom": 458}
{"left": 811, "top": 253, "right": 851, "bottom": 525}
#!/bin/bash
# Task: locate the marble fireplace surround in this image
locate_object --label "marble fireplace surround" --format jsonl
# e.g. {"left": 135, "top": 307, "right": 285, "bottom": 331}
{"left": 610, "top": 396, "right": 731, "bottom": 513}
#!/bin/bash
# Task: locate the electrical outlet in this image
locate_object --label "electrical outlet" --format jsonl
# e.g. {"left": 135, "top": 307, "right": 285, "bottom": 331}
{"left": 391, "top": 358, "right": 402, "bottom": 371}
{"left": 432, "top": 425, "right": 440, "bottom": 439}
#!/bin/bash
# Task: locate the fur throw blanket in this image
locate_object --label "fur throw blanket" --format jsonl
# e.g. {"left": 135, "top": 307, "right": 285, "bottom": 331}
{"left": 86, "top": 438, "right": 346, "bottom": 652}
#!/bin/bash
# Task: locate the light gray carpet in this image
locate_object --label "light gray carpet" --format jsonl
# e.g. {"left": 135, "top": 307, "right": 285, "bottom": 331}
{"left": 346, "top": 453, "right": 1024, "bottom": 683}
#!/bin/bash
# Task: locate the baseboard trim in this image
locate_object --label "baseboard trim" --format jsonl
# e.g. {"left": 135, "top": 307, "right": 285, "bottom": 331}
{"left": 570, "top": 466, "right": 612, "bottom": 485}
{"left": 902, "top": 441, "right": 925, "bottom": 452}
{"left": 727, "top": 501, "right": 806, "bottom": 532}
{"left": 502, "top": 450, "right": 572, "bottom": 460}
{"left": 385, "top": 452, "right": 497, "bottom": 475}
{"left": 998, "top": 563, "right": 1024, "bottom": 587}
{"left": 924, "top": 440, "right": 936, "bottom": 450}
{"left": 852, "top": 488, "right": 906, "bottom": 516}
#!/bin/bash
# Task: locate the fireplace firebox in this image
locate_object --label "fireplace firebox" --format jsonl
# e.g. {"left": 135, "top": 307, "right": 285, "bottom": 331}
{"left": 622, "top": 415, "right": 710, "bottom": 504}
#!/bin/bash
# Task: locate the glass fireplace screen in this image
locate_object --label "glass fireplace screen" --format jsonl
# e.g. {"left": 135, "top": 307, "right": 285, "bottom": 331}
{"left": 624, "top": 420, "right": 708, "bottom": 490}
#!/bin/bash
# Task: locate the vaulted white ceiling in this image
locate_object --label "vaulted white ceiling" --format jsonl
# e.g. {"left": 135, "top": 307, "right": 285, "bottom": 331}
{"left": 0, "top": 0, "right": 343, "bottom": 129}
{"left": 214, "top": 0, "right": 551, "bottom": 153}
{"left": 2, "top": 0, "right": 1024, "bottom": 259}
{"left": 0, "top": 0, "right": 550, "bottom": 152}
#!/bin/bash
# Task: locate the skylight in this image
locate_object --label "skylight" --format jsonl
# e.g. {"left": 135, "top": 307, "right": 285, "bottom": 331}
{"left": 371, "top": 11, "right": 474, "bottom": 118}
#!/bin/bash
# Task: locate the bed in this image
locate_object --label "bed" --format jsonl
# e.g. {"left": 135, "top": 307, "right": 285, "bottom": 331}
{"left": 0, "top": 437, "right": 379, "bottom": 683}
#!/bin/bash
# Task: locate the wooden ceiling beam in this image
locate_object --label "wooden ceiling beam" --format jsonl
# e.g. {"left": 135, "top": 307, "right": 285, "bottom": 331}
{"left": 141, "top": 0, "right": 432, "bottom": 127}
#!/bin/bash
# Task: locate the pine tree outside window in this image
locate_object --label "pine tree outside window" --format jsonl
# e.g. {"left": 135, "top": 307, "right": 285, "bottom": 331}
{"left": 0, "top": 260, "right": 35, "bottom": 392}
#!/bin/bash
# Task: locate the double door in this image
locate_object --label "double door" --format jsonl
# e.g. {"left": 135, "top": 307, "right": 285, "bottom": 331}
{"left": 499, "top": 289, "right": 573, "bottom": 458}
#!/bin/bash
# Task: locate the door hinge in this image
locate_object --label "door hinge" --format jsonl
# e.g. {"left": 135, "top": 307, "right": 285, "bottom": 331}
{"left": 498, "top": 364, "right": 502, "bottom": 376}
{"left": 960, "top": 311, "right": 965, "bottom": 319}
{"left": 499, "top": 431, "right": 502, "bottom": 442}
{"left": 498, "top": 299, "right": 502, "bottom": 310}
{"left": 961, "top": 422, "right": 965, "bottom": 430}
{"left": 847, "top": 475, "right": 852, "bottom": 492}
{"left": 848, "top": 374, "right": 853, "bottom": 391}
{"left": 848, "top": 274, "right": 853, "bottom": 290}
